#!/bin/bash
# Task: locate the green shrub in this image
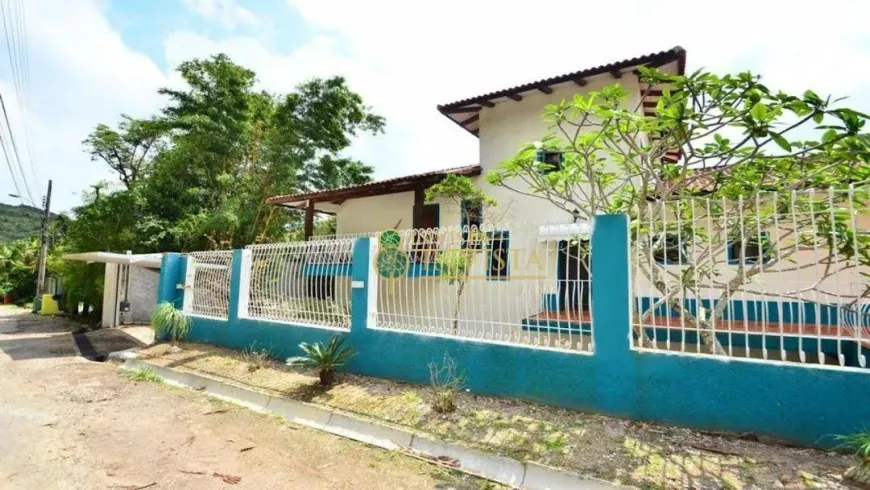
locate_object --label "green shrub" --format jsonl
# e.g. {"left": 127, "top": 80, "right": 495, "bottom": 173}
{"left": 150, "top": 301, "right": 190, "bottom": 344}
{"left": 428, "top": 352, "right": 465, "bottom": 413}
{"left": 287, "top": 336, "right": 355, "bottom": 385}
{"left": 121, "top": 367, "right": 163, "bottom": 383}
{"left": 836, "top": 430, "right": 870, "bottom": 484}
{"left": 242, "top": 344, "right": 273, "bottom": 372}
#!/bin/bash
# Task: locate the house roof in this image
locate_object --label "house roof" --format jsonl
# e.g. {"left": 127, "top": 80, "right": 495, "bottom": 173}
{"left": 267, "top": 164, "right": 482, "bottom": 208}
{"left": 438, "top": 46, "right": 687, "bottom": 136}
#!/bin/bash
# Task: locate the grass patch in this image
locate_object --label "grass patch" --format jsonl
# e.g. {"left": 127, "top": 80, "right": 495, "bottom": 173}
{"left": 121, "top": 367, "right": 163, "bottom": 383}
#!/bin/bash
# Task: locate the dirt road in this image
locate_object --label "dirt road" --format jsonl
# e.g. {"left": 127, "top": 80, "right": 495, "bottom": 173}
{"left": 0, "top": 306, "right": 495, "bottom": 489}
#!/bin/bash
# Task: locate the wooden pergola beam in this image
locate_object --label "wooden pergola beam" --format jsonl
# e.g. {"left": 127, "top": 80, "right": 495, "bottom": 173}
{"left": 538, "top": 86, "right": 553, "bottom": 94}
{"left": 610, "top": 70, "right": 623, "bottom": 79}
{"left": 479, "top": 100, "right": 495, "bottom": 108}
{"left": 506, "top": 94, "right": 523, "bottom": 102}
{"left": 573, "top": 78, "right": 588, "bottom": 87}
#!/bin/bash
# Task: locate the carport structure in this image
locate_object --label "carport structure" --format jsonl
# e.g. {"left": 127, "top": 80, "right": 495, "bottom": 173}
{"left": 63, "top": 252, "right": 163, "bottom": 328}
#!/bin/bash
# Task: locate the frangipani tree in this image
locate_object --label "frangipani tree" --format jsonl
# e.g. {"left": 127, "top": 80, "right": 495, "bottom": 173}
{"left": 488, "top": 67, "right": 870, "bottom": 354}
{"left": 425, "top": 174, "right": 497, "bottom": 334}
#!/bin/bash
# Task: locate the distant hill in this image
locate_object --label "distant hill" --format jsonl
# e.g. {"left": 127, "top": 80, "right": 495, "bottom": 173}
{"left": 0, "top": 202, "right": 49, "bottom": 242}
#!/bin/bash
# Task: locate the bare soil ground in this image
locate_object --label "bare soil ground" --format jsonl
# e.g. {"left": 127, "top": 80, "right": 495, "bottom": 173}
{"left": 0, "top": 306, "right": 500, "bottom": 490}
{"left": 138, "top": 340, "right": 863, "bottom": 490}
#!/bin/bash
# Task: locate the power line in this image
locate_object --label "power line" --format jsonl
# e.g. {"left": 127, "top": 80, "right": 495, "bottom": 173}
{"left": 0, "top": 0, "right": 35, "bottom": 204}
{"left": 0, "top": 122, "right": 24, "bottom": 205}
{"left": 0, "top": 92, "right": 31, "bottom": 203}
{"left": 12, "top": 0, "right": 36, "bottom": 187}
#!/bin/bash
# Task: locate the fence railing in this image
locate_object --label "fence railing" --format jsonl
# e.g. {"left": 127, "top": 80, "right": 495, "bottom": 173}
{"left": 372, "top": 221, "right": 594, "bottom": 353}
{"left": 308, "top": 232, "right": 378, "bottom": 242}
{"left": 631, "top": 186, "right": 870, "bottom": 369}
{"left": 244, "top": 240, "right": 353, "bottom": 329}
{"left": 185, "top": 251, "right": 233, "bottom": 319}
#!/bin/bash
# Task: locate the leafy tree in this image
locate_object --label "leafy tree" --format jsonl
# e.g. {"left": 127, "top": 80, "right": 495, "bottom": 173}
{"left": 488, "top": 68, "right": 870, "bottom": 353}
{"left": 68, "top": 54, "right": 381, "bottom": 251}
{"left": 426, "top": 174, "right": 497, "bottom": 333}
{"left": 54, "top": 53, "right": 385, "bottom": 317}
{"left": 0, "top": 238, "right": 39, "bottom": 300}
{"left": 83, "top": 116, "right": 169, "bottom": 189}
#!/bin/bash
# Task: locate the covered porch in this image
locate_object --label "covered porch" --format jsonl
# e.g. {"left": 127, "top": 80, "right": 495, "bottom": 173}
{"left": 266, "top": 165, "right": 482, "bottom": 241}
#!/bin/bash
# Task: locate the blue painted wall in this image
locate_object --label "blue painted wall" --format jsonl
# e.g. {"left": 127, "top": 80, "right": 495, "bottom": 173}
{"left": 635, "top": 296, "right": 842, "bottom": 326}
{"left": 157, "top": 216, "right": 870, "bottom": 448}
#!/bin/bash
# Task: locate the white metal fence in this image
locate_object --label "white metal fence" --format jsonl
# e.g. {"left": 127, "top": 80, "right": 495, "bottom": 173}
{"left": 185, "top": 251, "right": 233, "bottom": 319}
{"left": 373, "top": 221, "right": 594, "bottom": 353}
{"left": 631, "top": 186, "right": 870, "bottom": 369}
{"left": 308, "top": 232, "right": 378, "bottom": 242}
{"left": 244, "top": 240, "right": 353, "bottom": 329}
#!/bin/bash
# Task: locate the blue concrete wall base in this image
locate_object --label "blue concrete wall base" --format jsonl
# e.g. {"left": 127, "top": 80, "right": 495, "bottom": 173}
{"left": 160, "top": 219, "right": 870, "bottom": 449}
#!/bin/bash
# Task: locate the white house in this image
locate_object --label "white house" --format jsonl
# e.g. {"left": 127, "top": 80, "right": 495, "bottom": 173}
{"left": 268, "top": 46, "right": 685, "bottom": 236}
{"left": 252, "top": 48, "right": 687, "bottom": 353}
{"left": 240, "top": 44, "right": 870, "bottom": 367}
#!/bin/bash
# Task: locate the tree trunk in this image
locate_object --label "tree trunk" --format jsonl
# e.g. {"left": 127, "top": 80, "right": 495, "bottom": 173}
{"left": 319, "top": 369, "right": 335, "bottom": 386}
{"left": 452, "top": 280, "right": 466, "bottom": 335}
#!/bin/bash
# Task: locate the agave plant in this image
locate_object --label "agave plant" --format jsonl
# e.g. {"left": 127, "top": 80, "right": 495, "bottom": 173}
{"left": 287, "top": 336, "right": 355, "bottom": 385}
{"left": 836, "top": 430, "right": 870, "bottom": 485}
{"left": 150, "top": 301, "right": 190, "bottom": 344}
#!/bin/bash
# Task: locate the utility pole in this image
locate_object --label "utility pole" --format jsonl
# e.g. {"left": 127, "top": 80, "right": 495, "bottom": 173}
{"left": 35, "top": 179, "right": 52, "bottom": 298}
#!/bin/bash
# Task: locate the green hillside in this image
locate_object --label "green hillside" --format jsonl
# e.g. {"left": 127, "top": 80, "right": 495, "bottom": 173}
{"left": 0, "top": 202, "right": 46, "bottom": 242}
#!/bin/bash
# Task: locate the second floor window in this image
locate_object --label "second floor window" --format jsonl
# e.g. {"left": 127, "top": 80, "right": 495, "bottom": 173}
{"left": 652, "top": 233, "right": 690, "bottom": 265}
{"left": 487, "top": 231, "right": 510, "bottom": 280}
{"left": 536, "top": 150, "right": 563, "bottom": 173}
{"left": 461, "top": 199, "right": 484, "bottom": 249}
{"left": 728, "top": 231, "right": 773, "bottom": 265}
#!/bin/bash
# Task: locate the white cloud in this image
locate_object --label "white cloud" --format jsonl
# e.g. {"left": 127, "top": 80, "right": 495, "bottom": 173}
{"left": 180, "top": 0, "right": 260, "bottom": 30}
{"left": 0, "top": 0, "right": 170, "bottom": 211}
{"left": 8, "top": 0, "right": 870, "bottom": 213}
{"left": 163, "top": 0, "right": 870, "bottom": 186}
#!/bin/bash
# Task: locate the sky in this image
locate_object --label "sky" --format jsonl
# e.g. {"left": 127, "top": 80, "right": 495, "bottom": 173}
{"left": 2, "top": 0, "right": 870, "bottom": 213}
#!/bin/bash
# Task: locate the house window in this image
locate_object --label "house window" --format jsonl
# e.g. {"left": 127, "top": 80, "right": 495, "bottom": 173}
{"left": 652, "top": 233, "right": 689, "bottom": 265}
{"left": 727, "top": 231, "right": 773, "bottom": 265}
{"left": 536, "top": 150, "right": 563, "bottom": 173}
{"left": 461, "top": 199, "right": 484, "bottom": 249}
{"left": 487, "top": 231, "right": 510, "bottom": 280}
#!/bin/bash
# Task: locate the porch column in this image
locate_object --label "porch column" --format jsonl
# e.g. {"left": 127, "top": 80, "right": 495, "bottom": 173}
{"left": 304, "top": 200, "right": 315, "bottom": 240}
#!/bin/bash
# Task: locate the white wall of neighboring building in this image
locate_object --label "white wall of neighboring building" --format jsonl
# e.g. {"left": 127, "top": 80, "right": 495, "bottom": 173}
{"left": 101, "top": 263, "right": 160, "bottom": 327}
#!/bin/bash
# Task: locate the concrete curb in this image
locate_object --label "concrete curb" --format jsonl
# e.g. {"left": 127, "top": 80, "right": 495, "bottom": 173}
{"left": 120, "top": 359, "right": 626, "bottom": 490}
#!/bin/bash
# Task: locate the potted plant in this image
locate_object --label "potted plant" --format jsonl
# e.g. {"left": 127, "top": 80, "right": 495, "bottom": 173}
{"left": 287, "top": 336, "right": 355, "bottom": 385}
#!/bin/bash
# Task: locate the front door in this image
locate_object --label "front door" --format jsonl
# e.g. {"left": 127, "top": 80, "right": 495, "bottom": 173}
{"left": 557, "top": 240, "right": 590, "bottom": 311}
{"left": 412, "top": 204, "right": 439, "bottom": 262}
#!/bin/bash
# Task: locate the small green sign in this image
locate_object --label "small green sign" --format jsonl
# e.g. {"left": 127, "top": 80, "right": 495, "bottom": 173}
{"left": 379, "top": 230, "right": 401, "bottom": 249}
{"left": 376, "top": 248, "right": 409, "bottom": 279}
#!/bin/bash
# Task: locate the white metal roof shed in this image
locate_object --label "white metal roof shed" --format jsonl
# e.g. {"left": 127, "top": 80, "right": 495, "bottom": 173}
{"left": 63, "top": 252, "right": 163, "bottom": 269}
{"left": 63, "top": 252, "right": 164, "bottom": 328}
